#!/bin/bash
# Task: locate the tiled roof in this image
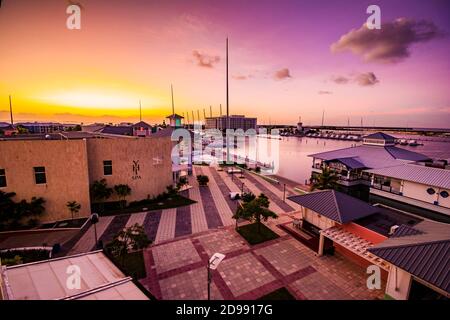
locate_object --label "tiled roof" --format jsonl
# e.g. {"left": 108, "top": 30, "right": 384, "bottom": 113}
{"left": 366, "top": 164, "right": 450, "bottom": 189}
{"left": 368, "top": 221, "right": 450, "bottom": 294}
{"left": 309, "top": 145, "right": 430, "bottom": 169}
{"left": 288, "top": 190, "right": 379, "bottom": 223}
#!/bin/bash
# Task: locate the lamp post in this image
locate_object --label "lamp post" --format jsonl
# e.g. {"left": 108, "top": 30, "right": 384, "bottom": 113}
{"left": 91, "top": 213, "right": 99, "bottom": 249}
{"left": 207, "top": 253, "right": 225, "bottom": 300}
{"left": 241, "top": 182, "right": 245, "bottom": 193}
{"left": 283, "top": 183, "right": 286, "bottom": 202}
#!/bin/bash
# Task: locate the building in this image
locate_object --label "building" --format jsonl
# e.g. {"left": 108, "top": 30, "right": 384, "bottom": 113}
{"left": 0, "top": 132, "right": 173, "bottom": 222}
{"left": 132, "top": 121, "right": 153, "bottom": 137}
{"left": 0, "top": 251, "right": 149, "bottom": 300}
{"left": 288, "top": 190, "right": 450, "bottom": 300}
{"left": 309, "top": 132, "right": 431, "bottom": 199}
{"left": 368, "top": 221, "right": 450, "bottom": 300}
{"left": 166, "top": 114, "right": 184, "bottom": 128}
{"left": 205, "top": 115, "right": 257, "bottom": 131}
{"left": 17, "top": 122, "right": 64, "bottom": 134}
{"left": 0, "top": 122, "right": 17, "bottom": 136}
{"left": 366, "top": 163, "right": 450, "bottom": 219}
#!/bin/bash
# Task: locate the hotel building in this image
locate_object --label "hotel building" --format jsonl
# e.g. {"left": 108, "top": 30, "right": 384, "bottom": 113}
{"left": 0, "top": 131, "right": 173, "bottom": 222}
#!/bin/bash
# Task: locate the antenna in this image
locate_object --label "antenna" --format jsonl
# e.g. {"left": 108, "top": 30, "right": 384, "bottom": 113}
{"left": 321, "top": 109, "right": 325, "bottom": 127}
{"left": 139, "top": 99, "right": 142, "bottom": 122}
{"left": 203, "top": 108, "right": 206, "bottom": 119}
{"left": 171, "top": 84, "right": 175, "bottom": 115}
{"left": 197, "top": 110, "right": 200, "bottom": 125}
{"left": 9, "top": 95, "right": 14, "bottom": 125}
{"left": 220, "top": 104, "right": 222, "bottom": 116}
{"left": 226, "top": 37, "right": 230, "bottom": 162}
{"left": 210, "top": 105, "right": 212, "bottom": 118}
{"left": 192, "top": 110, "right": 195, "bottom": 124}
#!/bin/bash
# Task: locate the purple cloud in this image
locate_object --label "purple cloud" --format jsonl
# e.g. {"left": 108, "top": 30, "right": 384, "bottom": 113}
{"left": 273, "top": 68, "right": 292, "bottom": 80}
{"left": 192, "top": 50, "right": 220, "bottom": 68}
{"left": 331, "top": 18, "right": 443, "bottom": 63}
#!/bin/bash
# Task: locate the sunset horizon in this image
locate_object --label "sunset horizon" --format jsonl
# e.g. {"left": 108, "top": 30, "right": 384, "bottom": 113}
{"left": 1, "top": 0, "right": 449, "bottom": 127}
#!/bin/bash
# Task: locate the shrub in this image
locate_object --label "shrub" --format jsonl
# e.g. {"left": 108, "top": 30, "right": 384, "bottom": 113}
{"left": 196, "top": 175, "right": 209, "bottom": 186}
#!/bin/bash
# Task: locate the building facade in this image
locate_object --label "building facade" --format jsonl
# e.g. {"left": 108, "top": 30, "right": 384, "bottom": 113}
{"left": 205, "top": 115, "right": 257, "bottom": 131}
{"left": 0, "top": 134, "right": 173, "bottom": 222}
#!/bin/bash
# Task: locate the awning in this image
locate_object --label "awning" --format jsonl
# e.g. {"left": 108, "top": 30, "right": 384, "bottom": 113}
{"left": 321, "top": 226, "right": 390, "bottom": 271}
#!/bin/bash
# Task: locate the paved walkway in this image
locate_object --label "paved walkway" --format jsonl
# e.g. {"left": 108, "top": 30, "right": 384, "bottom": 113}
{"left": 66, "top": 165, "right": 298, "bottom": 254}
{"left": 139, "top": 226, "right": 385, "bottom": 300}
{"left": 68, "top": 216, "right": 114, "bottom": 255}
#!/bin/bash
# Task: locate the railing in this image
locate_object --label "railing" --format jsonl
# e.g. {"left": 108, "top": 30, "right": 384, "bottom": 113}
{"left": 372, "top": 183, "right": 401, "bottom": 195}
{"left": 312, "top": 163, "right": 322, "bottom": 169}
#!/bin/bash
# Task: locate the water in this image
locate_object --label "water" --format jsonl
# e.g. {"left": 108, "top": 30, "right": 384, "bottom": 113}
{"left": 233, "top": 135, "right": 450, "bottom": 184}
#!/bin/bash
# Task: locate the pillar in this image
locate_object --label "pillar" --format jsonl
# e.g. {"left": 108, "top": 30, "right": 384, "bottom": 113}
{"left": 318, "top": 232, "right": 325, "bottom": 257}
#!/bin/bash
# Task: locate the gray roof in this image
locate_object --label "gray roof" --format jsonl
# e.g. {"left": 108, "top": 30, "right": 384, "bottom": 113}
{"left": 288, "top": 190, "right": 379, "bottom": 224}
{"left": 133, "top": 121, "right": 152, "bottom": 129}
{"left": 309, "top": 145, "right": 430, "bottom": 169}
{"left": 368, "top": 221, "right": 450, "bottom": 294}
{"left": 391, "top": 225, "right": 424, "bottom": 238}
{"left": 99, "top": 125, "right": 133, "bottom": 136}
{"left": 166, "top": 113, "right": 184, "bottom": 119}
{"left": 366, "top": 164, "right": 450, "bottom": 189}
{"left": 332, "top": 157, "right": 366, "bottom": 169}
{"left": 363, "top": 132, "right": 396, "bottom": 140}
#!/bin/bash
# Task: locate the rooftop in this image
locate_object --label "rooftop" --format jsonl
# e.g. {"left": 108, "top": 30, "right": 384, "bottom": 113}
{"left": 309, "top": 145, "right": 430, "bottom": 169}
{"left": 366, "top": 163, "right": 450, "bottom": 189}
{"left": 288, "top": 190, "right": 379, "bottom": 224}
{"left": 363, "top": 132, "right": 396, "bottom": 141}
{"left": 1, "top": 251, "right": 149, "bottom": 300}
{"left": 368, "top": 220, "right": 450, "bottom": 294}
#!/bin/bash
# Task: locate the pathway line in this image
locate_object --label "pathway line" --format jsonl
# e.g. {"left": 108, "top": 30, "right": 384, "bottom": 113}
{"left": 154, "top": 208, "right": 177, "bottom": 244}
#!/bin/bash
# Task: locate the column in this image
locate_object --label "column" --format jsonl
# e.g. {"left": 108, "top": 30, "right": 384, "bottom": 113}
{"left": 318, "top": 232, "right": 325, "bottom": 257}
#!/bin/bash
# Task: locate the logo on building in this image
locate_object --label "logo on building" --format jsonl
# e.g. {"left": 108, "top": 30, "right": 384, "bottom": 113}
{"left": 132, "top": 160, "right": 141, "bottom": 180}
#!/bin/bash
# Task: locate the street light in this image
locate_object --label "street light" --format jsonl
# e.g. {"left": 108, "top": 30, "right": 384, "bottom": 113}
{"left": 283, "top": 183, "right": 286, "bottom": 202}
{"left": 207, "top": 252, "right": 225, "bottom": 300}
{"left": 90, "top": 213, "right": 99, "bottom": 249}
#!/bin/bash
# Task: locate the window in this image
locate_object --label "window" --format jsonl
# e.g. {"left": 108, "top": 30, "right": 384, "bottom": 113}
{"left": 34, "top": 167, "right": 46, "bottom": 184}
{"left": 440, "top": 190, "right": 449, "bottom": 198}
{"left": 103, "top": 160, "right": 113, "bottom": 175}
{"left": 152, "top": 157, "right": 163, "bottom": 165}
{"left": 0, "top": 169, "right": 6, "bottom": 187}
{"left": 426, "top": 187, "right": 435, "bottom": 195}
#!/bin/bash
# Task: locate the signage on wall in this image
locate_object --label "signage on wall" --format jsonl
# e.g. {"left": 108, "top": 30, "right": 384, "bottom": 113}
{"left": 132, "top": 160, "right": 141, "bottom": 180}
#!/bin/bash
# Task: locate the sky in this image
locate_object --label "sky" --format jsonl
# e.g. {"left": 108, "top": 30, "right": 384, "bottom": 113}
{"left": 0, "top": 0, "right": 449, "bottom": 128}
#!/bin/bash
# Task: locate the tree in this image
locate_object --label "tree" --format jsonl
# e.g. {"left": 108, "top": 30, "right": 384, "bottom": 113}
{"left": 235, "top": 193, "right": 277, "bottom": 233}
{"left": 90, "top": 179, "right": 113, "bottom": 212}
{"left": 311, "top": 167, "right": 338, "bottom": 191}
{"left": 106, "top": 223, "right": 151, "bottom": 265}
{"left": 114, "top": 184, "right": 131, "bottom": 208}
{"left": 196, "top": 175, "right": 209, "bottom": 186}
{"left": 16, "top": 125, "right": 28, "bottom": 134}
{"left": 66, "top": 201, "right": 81, "bottom": 220}
{"left": 0, "top": 191, "right": 17, "bottom": 228}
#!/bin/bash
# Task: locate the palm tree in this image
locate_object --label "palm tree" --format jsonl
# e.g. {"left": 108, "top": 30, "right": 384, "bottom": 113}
{"left": 311, "top": 167, "right": 338, "bottom": 191}
{"left": 90, "top": 179, "right": 113, "bottom": 212}
{"left": 66, "top": 201, "right": 81, "bottom": 220}
{"left": 114, "top": 184, "right": 131, "bottom": 208}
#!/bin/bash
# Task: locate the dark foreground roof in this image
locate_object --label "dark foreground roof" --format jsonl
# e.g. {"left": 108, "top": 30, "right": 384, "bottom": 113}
{"left": 99, "top": 125, "right": 133, "bottom": 136}
{"left": 368, "top": 221, "right": 450, "bottom": 294}
{"left": 288, "top": 190, "right": 379, "bottom": 224}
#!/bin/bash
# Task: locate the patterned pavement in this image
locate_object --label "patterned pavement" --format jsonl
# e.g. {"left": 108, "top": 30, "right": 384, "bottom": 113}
{"left": 139, "top": 227, "right": 386, "bottom": 300}
{"left": 67, "top": 165, "right": 297, "bottom": 253}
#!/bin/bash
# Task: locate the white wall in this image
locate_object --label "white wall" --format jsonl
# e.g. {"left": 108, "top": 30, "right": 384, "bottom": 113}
{"left": 385, "top": 266, "right": 411, "bottom": 300}
{"left": 402, "top": 181, "right": 450, "bottom": 209}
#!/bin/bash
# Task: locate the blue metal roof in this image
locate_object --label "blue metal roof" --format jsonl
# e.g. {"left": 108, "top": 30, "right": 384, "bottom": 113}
{"left": 288, "top": 190, "right": 379, "bottom": 224}
{"left": 334, "top": 157, "right": 366, "bottom": 169}
{"left": 369, "top": 240, "right": 450, "bottom": 294}
{"left": 363, "top": 132, "right": 396, "bottom": 140}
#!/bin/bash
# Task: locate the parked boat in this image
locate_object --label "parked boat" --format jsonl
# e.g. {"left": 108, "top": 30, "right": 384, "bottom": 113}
{"left": 408, "top": 139, "right": 419, "bottom": 146}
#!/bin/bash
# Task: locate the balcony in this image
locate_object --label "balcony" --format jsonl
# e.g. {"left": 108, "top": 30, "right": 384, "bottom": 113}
{"left": 372, "top": 183, "right": 402, "bottom": 195}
